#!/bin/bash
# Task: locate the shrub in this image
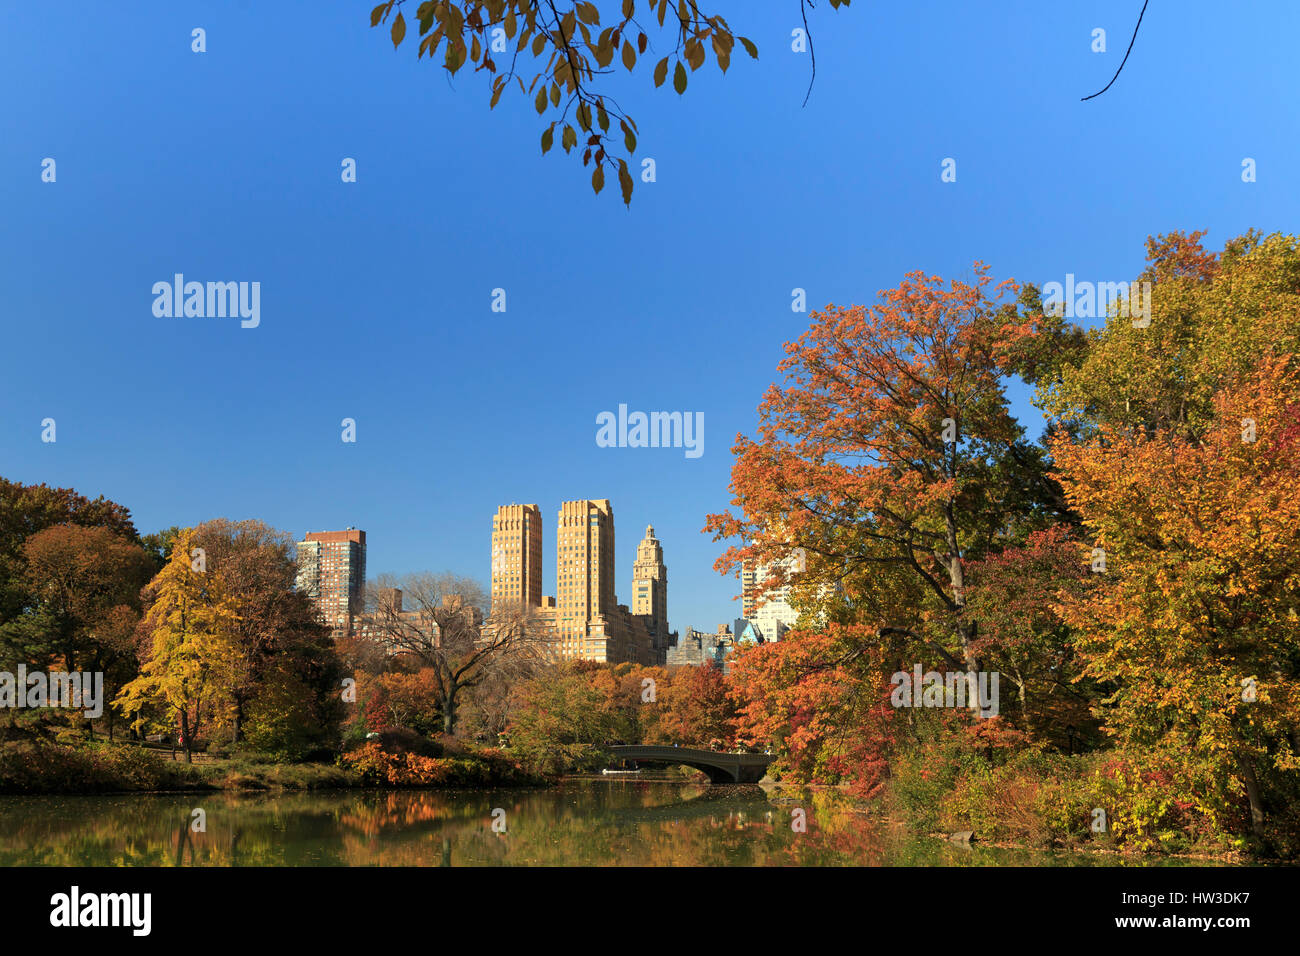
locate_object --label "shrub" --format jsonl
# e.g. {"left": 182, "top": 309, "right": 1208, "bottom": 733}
{"left": 0, "top": 740, "right": 207, "bottom": 793}
{"left": 340, "top": 738, "right": 542, "bottom": 787}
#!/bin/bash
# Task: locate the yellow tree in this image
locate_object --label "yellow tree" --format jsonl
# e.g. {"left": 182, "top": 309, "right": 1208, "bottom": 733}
{"left": 116, "top": 528, "right": 241, "bottom": 762}
{"left": 1039, "top": 230, "right": 1300, "bottom": 441}
{"left": 1051, "top": 355, "right": 1300, "bottom": 846}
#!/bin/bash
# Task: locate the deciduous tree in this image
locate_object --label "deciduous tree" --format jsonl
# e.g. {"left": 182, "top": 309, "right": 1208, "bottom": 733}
{"left": 117, "top": 529, "right": 242, "bottom": 762}
{"left": 1039, "top": 230, "right": 1300, "bottom": 442}
{"left": 16, "top": 524, "right": 153, "bottom": 737}
{"left": 1050, "top": 356, "right": 1300, "bottom": 845}
{"left": 705, "top": 265, "right": 1061, "bottom": 697}
{"left": 362, "top": 575, "right": 550, "bottom": 736}
{"left": 191, "top": 518, "right": 343, "bottom": 746}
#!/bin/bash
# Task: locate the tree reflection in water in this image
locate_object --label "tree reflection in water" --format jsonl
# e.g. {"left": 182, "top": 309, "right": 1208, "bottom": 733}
{"left": 0, "top": 782, "right": 1193, "bottom": 866}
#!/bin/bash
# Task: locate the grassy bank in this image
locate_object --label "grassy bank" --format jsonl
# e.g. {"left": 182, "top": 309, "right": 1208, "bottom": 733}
{"left": 0, "top": 734, "right": 548, "bottom": 795}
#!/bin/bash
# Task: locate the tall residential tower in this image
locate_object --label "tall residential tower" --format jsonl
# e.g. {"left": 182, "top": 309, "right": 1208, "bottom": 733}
{"left": 741, "top": 549, "right": 807, "bottom": 643}
{"left": 296, "top": 528, "right": 367, "bottom": 636}
{"left": 554, "top": 498, "right": 616, "bottom": 658}
{"left": 491, "top": 504, "right": 542, "bottom": 612}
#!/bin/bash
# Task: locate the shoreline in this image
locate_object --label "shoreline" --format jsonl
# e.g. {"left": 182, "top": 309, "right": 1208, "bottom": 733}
{"left": 0, "top": 766, "right": 1269, "bottom": 864}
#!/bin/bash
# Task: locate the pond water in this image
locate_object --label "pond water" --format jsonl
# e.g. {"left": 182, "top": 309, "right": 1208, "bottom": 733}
{"left": 0, "top": 778, "right": 1213, "bottom": 866}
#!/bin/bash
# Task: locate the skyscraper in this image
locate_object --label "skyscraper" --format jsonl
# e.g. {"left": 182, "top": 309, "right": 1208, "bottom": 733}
{"left": 554, "top": 498, "right": 616, "bottom": 658}
{"left": 296, "top": 528, "right": 366, "bottom": 636}
{"left": 632, "top": 524, "right": 669, "bottom": 650}
{"left": 491, "top": 504, "right": 542, "bottom": 611}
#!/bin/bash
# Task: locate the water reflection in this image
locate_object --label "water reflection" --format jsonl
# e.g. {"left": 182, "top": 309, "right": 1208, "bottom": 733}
{"left": 0, "top": 781, "right": 1206, "bottom": 866}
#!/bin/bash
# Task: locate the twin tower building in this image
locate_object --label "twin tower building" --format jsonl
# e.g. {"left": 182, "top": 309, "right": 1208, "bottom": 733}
{"left": 490, "top": 500, "right": 672, "bottom": 666}
{"left": 295, "top": 502, "right": 673, "bottom": 666}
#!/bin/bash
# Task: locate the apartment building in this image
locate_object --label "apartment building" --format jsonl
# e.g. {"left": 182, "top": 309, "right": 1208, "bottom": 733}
{"left": 491, "top": 504, "right": 543, "bottom": 612}
{"left": 296, "top": 528, "right": 367, "bottom": 636}
{"left": 741, "top": 548, "right": 807, "bottom": 643}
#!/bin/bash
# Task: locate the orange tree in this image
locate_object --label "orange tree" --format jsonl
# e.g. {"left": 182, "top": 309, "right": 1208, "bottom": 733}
{"left": 727, "top": 625, "right": 896, "bottom": 796}
{"left": 705, "top": 265, "right": 1067, "bottom": 707}
{"left": 646, "top": 661, "right": 736, "bottom": 747}
{"left": 0, "top": 479, "right": 139, "bottom": 675}
{"left": 16, "top": 524, "right": 153, "bottom": 737}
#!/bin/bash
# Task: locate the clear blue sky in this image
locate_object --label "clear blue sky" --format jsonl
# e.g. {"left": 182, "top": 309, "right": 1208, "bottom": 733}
{"left": 2, "top": 1, "right": 1296, "bottom": 633}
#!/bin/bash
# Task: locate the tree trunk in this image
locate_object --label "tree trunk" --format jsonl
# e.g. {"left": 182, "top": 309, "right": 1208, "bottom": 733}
{"left": 945, "top": 504, "right": 984, "bottom": 717}
{"left": 1236, "top": 752, "right": 1267, "bottom": 840}
{"left": 1012, "top": 670, "right": 1030, "bottom": 735}
{"left": 181, "top": 710, "right": 193, "bottom": 764}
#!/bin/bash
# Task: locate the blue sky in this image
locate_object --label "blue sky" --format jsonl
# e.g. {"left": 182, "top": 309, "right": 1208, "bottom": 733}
{"left": 2, "top": 1, "right": 1296, "bottom": 633}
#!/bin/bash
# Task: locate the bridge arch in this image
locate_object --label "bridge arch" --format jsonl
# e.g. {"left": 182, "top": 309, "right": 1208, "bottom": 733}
{"left": 607, "top": 745, "right": 773, "bottom": 784}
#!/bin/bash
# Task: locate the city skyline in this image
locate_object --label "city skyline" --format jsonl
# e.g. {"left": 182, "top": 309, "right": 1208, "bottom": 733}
{"left": 297, "top": 497, "right": 790, "bottom": 664}
{"left": 487, "top": 499, "right": 681, "bottom": 664}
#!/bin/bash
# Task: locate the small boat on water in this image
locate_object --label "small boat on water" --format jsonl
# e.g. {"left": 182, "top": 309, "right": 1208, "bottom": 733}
{"left": 601, "top": 768, "right": 643, "bottom": 775}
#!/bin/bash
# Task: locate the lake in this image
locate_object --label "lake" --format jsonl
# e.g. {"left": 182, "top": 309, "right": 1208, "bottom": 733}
{"left": 0, "top": 779, "right": 1213, "bottom": 866}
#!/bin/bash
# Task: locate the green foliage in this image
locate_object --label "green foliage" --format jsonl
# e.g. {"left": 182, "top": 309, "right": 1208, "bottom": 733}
{"left": 885, "top": 714, "right": 982, "bottom": 832}
{"left": 204, "top": 758, "right": 356, "bottom": 790}
{"left": 500, "top": 660, "right": 737, "bottom": 774}
{"left": 896, "top": 742, "right": 1248, "bottom": 856}
{"left": 502, "top": 662, "right": 626, "bottom": 774}
{"left": 242, "top": 668, "right": 334, "bottom": 762}
{"left": 1039, "top": 229, "right": 1300, "bottom": 440}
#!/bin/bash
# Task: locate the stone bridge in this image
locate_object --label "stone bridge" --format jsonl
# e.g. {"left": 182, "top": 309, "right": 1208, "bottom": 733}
{"left": 608, "top": 745, "right": 773, "bottom": 784}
